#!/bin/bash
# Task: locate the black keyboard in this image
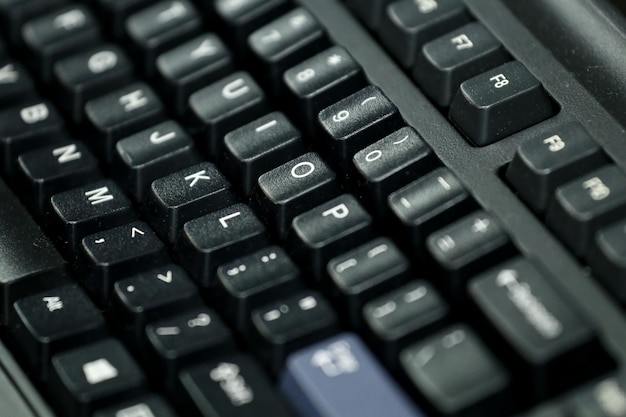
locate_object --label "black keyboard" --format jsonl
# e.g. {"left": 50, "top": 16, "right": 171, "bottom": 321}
{"left": 1, "top": 0, "right": 626, "bottom": 416}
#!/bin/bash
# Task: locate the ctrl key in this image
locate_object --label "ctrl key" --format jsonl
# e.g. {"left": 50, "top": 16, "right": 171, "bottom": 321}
{"left": 280, "top": 333, "right": 424, "bottom": 417}
{"left": 400, "top": 325, "right": 513, "bottom": 417}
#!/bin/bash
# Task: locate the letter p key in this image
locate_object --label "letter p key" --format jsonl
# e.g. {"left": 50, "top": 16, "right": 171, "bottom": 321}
{"left": 323, "top": 203, "right": 350, "bottom": 219}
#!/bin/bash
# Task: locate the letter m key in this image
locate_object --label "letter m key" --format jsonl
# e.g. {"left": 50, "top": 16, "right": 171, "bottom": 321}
{"left": 85, "top": 187, "right": 114, "bottom": 205}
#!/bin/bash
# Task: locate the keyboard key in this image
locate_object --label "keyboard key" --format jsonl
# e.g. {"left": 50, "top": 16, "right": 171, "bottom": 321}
{"left": 249, "top": 7, "right": 327, "bottom": 94}
{"left": 363, "top": 280, "right": 448, "bottom": 367}
{"left": 79, "top": 221, "right": 168, "bottom": 304}
{"left": 546, "top": 165, "right": 626, "bottom": 257}
{"left": 284, "top": 45, "right": 366, "bottom": 134}
{"left": 253, "top": 152, "right": 340, "bottom": 239}
{"left": 53, "top": 44, "right": 134, "bottom": 124}
{"left": 251, "top": 291, "right": 339, "bottom": 374}
{"left": 0, "top": 178, "right": 67, "bottom": 326}
{"left": 589, "top": 219, "right": 626, "bottom": 303}
{"left": 113, "top": 120, "right": 199, "bottom": 201}
{"left": 188, "top": 71, "right": 269, "bottom": 157}
{"left": 21, "top": 5, "right": 102, "bottom": 82}
{"left": 222, "top": 112, "right": 305, "bottom": 196}
{"left": 570, "top": 375, "right": 626, "bottom": 417}
{"left": 328, "top": 237, "right": 410, "bottom": 326}
{"left": 0, "top": 0, "right": 69, "bottom": 45}
{"left": 93, "top": 394, "right": 179, "bottom": 417}
{"left": 0, "top": 343, "right": 45, "bottom": 417}
{"left": 85, "top": 82, "right": 166, "bottom": 164}
{"left": 156, "top": 33, "right": 235, "bottom": 116}
{"left": 449, "top": 61, "right": 556, "bottom": 146}
{"left": 145, "top": 162, "right": 237, "bottom": 243}
{"left": 400, "top": 325, "right": 513, "bottom": 416}
{"left": 176, "top": 203, "right": 268, "bottom": 287}
{"left": 0, "top": 100, "right": 65, "bottom": 177}
{"left": 125, "top": 0, "right": 203, "bottom": 78}
{"left": 380, "top": 0, "right": 471, "bottom": 68}
{"left": 48, "top": 338, "right": 146, "bottom": 417}
{"left": 426, "top": 211, "right": 514, "bottom": 301}
{"left": 0, "top": 59, "right": 36, "bottom": 108}
{"left": 215, "top": 246, "right": 302, "bottom": 332}
{"left": 506, "top": 122, "right": 607, "bottom": 212}
{"left": 10, "top": 284, "right": 106, "bottom": 379}
{"left": 281, "top": 333, "right": 425, "bottom": 417}
{"left": 353, "top": 127, "right": 437, "bottom": 216}
{"left": 177, "top": 352, "right": 294, "bottom": 417}
{"left": 145, "top": 307, "right": 233, "bottom": 387}
{"left": 212, "top": 0, "right": 292, "bottom": 51}
{"left": 469, "top": 257, "right": 614, "bottom": 400}
{"left": 17, "top": 141, "right": 101, "bottom": 216}
{"left": 319, "top": 86, "right": 403, "bottom": 170}
{"left": 111, "top": 264, "right": 201, "bottom": 344}
{"left": 48, "top": 180, "right": 136, "bottom": 254}
{"left": 388, "top": 167, "right": 475, "bottom": 253}
{"left": 289, "top": 194, "right": 375, "bottom": 282}
{"left": 414, "top": 22, "right": 510, "bottom": 106}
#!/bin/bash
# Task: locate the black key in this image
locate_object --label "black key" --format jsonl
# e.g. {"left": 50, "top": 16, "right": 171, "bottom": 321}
{"left": 48, "top": 338, "right": 146, "bottom": 417}
{"left": 353, "top": 127, "right": 437, "bottom": 216}
{"left": 177, "top": 352, "right": 295, "bottom": 417}
{"left": 95, "top": 0, "right": 153, "bottom": 40}
{"left": 176, "top": 203, "right": 268, "bottom": 287}
{"left": 53, "top": 44, "right": 134, "bottom": 124}
{"left": 188, "top": 71, "right": 269, "bottom": 157}
{"left": 79, "top": 221, "right": 168, "bottom": 304}
{"left": 17, "top": 141, "right": 101, "bottom": 216}
{"left": 125, "top": 0, "right": 203, "bottom": 78}
{"left": 363, "top": 280, "right": 448, "bottom": 367}
{"left": 345, "top": 0, "right": 395, "bottom": 29}
{"left": 506, "top": 123, "right": 607, "bottom": 212}
{"left": 449, "top": 61, "right": 556, "bottom": 146}
{"left": 0, "top": 341, "right": 45, "bottom": 417}
{"left": 215, "top": 246, "right": 302, "bottom": 332}
{"left": 9, "top": 284, "right": 106, "bottom": 379}
{"left": 156, "top": 33, "right": 235, "bottom": 116}
{"left": 145, "top": 162, "right": 237, "bottom": 243}
{"left": 0, "top": 178, "right": 66, "bottom": 326}
{"left": 289, "top": 194, "right": 375, "bottom": 282}
{"left": 253, "top": 152, "right": 340, "bottom": 239}
{"left": 222, "top": 112, "right": 305, "bottom": 196}
{"left": 414, "top": 22, "right": 510, "bottom": 107}
{"left": 328, "top": 237, "right": 411, "bottom": 326}
{"left": 85, "top": 82, "right": 166, "bottom": 164}
{"left": 426, "top": 211, "right": 514, "bottom": 301}
{"left": 0, "top": 100, "right": 65, "bottom": 177}
{"left": 400, "top": 324, "right": 513, "bottom": 417}
{"left": 0, "top": 59, "right": 36, "bottom": 108}
{"left": 546, "top": 165, "right": 626, "bottom": 257}
{"left": 388, "top": 167, "right": 475, "bottom": 254}
{"left": 570, "top": 375, "right": 626, "bottom": 417}
{"left": 248, "top": 7, "right": 327, "bottom": 94}
{"left": 212, "top": 0, "right": 292, "bottom": 51}
{"left": 319, "top": 86, "right": 403, "bottom": 169}
{"left": 469, "top": 257, "right": 614, "bottom": 400}
{"left": 380, "top": 0, "right": 471, "bottom": 68}
{"left": 113, "top": 120, "right": 199, "bottom": 201}
{"left": 93, "top": 394, "right": 179, "bottom": 417}
{"left": 145, "top": 307, "right": 233, "bottom": 386}
{"left": 48, "top": 180, "right": 136, "bottom": 254}
{"left": 21, "top": 5, "right": 101, "bottom": 82}
{"left": 111, "top": 264, "right": 201, "bottom": 344}
{"left": 0, "top": 0, "right": 68, "bottom": 45}
{"left": 250, "top": 291, "right": 339, "bottom": 374}
{"left": 590, "top": 219, "right": 626, "bottom": 303}
{"left": 284, "top": 46, "right": 366, "bottom": 134}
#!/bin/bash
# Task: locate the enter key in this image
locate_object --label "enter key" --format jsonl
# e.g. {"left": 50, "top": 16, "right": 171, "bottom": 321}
{"left": 468, "top": 257, "right": 614, "bottom": 402}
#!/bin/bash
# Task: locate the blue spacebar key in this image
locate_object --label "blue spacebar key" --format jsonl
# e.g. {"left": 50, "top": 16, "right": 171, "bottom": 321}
{"left": 280, "top": 333, "right": 426, "bottom": 417}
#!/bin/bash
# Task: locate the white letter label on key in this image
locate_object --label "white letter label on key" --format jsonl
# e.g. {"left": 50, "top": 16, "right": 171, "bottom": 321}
{"left": 184, "top": 170, "right": 211, "bottom": 187}
{"left": 322, "top": 203, "right": 350, "bottom": 219}
{"left": 222, "top": 78, "right": 250, "bottom": 100}
{"left": 20, "top": 103, "right": 49, "bottom": 124}
{"left": 52, "top": 144, "right": 81, "bottom": 164}
{"left": 88, "top": 51, "right": 118, "bottom": 74}
{"left": 119, "top": 90, "right": 148, "bottom": 112}
{"left": 85, "top": 187, "right": 114, "bottom": 205}
{"left": 149, "top": 130, "right": 176, "bottom": 144}
{"left": 219, "top": 212, "right": 241, "bottom": 228}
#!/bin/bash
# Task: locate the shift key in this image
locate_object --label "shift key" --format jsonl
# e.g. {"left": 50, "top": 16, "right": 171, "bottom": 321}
{"left": 280, "top": 333, "right": 425, "bottom": 417}
{"left": 468, "top": 257, "right": 614, "bottom": 401}
{"left": 0, "top": 178, "right": 66, "bottom": 325}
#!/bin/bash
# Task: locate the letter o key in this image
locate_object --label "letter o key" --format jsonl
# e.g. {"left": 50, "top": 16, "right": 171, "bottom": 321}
{"left": 291, "top": 161, "right": 315, "bottom": 178}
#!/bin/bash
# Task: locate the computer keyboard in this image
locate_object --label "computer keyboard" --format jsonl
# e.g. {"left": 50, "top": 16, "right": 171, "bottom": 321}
{"left": 1, "top": 0, "right": 626, "bottom": 416}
